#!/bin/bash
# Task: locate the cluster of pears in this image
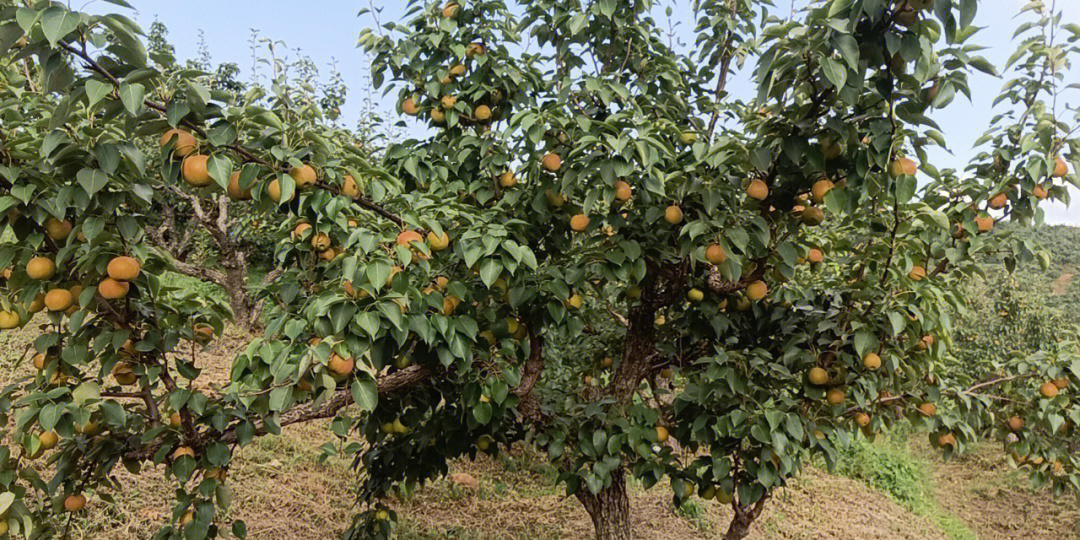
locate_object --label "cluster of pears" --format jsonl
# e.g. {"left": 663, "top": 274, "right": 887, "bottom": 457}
{"left": 17, "top": 253, "right": 141, "bottom": 322}
{"left": 162, "top": 128, "right": 355, "bottom": 204}
{"left": 335, "top": 228, "right": 453, "bottom": 314}
{"left": 292, "top": 222, "right": 346, "bottom": 262}
{"left": 980, "top": 155, "right": 1068, "bottom": 214}
{"left": 399, "top": 5, "right": 495, "bottom": 126}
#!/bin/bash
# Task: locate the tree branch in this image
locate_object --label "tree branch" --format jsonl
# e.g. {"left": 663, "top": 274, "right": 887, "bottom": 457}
{"left": 124, "top": 365, "right": 430, "bottom": 462}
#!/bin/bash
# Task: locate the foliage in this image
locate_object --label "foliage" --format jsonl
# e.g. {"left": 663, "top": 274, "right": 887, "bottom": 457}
{"left": 0, "top": 0, "right": 1077, "bottom": 539}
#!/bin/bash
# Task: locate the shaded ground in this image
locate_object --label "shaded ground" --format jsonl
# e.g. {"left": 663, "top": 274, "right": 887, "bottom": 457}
{"left": 383, "top": 453, "right": 948, "bottom": 540}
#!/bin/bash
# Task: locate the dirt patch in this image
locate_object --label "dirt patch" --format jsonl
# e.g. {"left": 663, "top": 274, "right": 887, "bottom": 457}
{"left": 917, "top": 439, "right": 1080, "bottom": 540}
{"left": 1051, "top": 267, "right": 1075, "bottom": 295}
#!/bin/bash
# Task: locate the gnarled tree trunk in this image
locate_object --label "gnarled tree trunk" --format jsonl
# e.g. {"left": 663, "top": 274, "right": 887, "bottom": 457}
{"left": 575, "top": 468, "right": 632, "bottom": 540}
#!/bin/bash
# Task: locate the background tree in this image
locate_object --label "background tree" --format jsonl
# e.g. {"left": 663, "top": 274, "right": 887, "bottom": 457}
{"left": 0, "top": 1, "right": 1076, "bottom": 540}
{"left": 143, "top": 21, "right": 357, "bottom": 331}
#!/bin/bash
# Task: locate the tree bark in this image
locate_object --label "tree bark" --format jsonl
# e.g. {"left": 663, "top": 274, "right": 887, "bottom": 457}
{"left": 723, "top": 515, "right": 753, "bottom": 540}
{"left": 723, "top": 498, "right": 769, "bottom": 540}
{"left": 576, "top": 468, "right": 632, "bottom": 540}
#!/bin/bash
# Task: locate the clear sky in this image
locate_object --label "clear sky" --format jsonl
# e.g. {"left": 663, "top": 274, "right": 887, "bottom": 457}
{"left": 91, "top": 0, "right": 1078, "bottom": 225}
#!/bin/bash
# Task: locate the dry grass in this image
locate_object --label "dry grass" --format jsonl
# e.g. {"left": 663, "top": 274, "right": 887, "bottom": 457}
{"left": 917, "top": 438, "right": 1080, "bottom": 540}
{"left": 1050, "top": 266, "right": 1075, "bottom": 295}
{"left": 393, "top": 458, "right": 948, "bottom": 540}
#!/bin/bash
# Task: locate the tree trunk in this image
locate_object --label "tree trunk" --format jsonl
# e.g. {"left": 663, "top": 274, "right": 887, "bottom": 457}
{"left": 576, "top": 468, "right": 632, "bottom": 540}
{"left": 222, "top": 265, "right": 258, "bottom": 331}
{"left": 723, "top": 515, "right": 753, "bottom": 540}
{"left": 723, "top": 499, "right": 768, "bottom": 540}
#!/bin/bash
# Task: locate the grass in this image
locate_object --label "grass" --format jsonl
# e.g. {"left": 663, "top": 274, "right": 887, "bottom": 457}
{"left": 674, "top": 498, "right": 713, "bottom": 533}
{"left": 158, "top": 267, "right": 274, "bottom": 303}
{"left": 833, "top": 429, "right": 978, "bottom": 540}
{"left": 159, "top": 270, "right": 228, "bottom": 302}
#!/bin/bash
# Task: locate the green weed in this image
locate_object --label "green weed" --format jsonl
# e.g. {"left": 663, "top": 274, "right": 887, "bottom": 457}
{"left": 832, "top": 431, "right": 977, "bottom": 540}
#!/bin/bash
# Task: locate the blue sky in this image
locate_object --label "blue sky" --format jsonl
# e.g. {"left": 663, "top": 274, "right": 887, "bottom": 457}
{"left": 96, "top": 0, "right": 1078, "bottom": 224}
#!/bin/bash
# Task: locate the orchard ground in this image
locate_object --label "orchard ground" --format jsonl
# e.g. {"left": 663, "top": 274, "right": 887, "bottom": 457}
{"left": 1, "top": 289, "right": 1075, "bottom": 539}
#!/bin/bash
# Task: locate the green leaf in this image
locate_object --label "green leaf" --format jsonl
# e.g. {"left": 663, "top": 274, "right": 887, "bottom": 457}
{"left": 268, "top": 386, "right": 290, "bottom": 411}
{"left": 472, "top": 402, "right": 492, "bottom": 424}
{"left": 232, "top": 520, "right": 247, "bottom": 539}
{"left": 76, "top": 168, "right": 108, "bottom": 196}
{"left": 118, "top": 82, "right": 145, "bottom": 115}
{"left": 0, "top": 23, "right": 23, "bottom": 55}
{"left": 40, "top": 7, "right": 80, "bottom": 47}
{"left": 167, "top": 101, "right": 190, "bottom": 127}
{"left": 357, "top": 311, "right": 380, "bottom": 338}
{"left": 329, "top": 303, "right": 356, "bottom": 334}
{"left": 366, "top": 260, "right": 392, "bottom": 291}
{"left": 38, "top": 403, "right": 60, "bottom": 431}
{"left": 479, "top": 259, "right": 501, "bottom": 288}
{"left": 216, "top": 484, "right": 233, "bottom": 511}
{"left": 888, "top": 312, "right": 906, "bottom": 336}
{"left": 854, "top": 330, "right": 877, "bottom": 358}
{"left": 895, "top": 175, "right": 916, "bottom": 203}
{"left": 235, "top": 422, "right": 255, "bottom": 447}
{"left": 958, "top": 0, "right": 976, "bottom": 28}
{"left": 820, "top": 57, "right": 847, "bottom": 90}
{"left": 72, "top": 381, "right": 100, "bottom": 405}
{"left": 598, "top": 0, "right": 616, "bottom": 17}
{"left": 350, "top": 377, "right": 378, "bottom": 412}
{"left": 85, "top": 79, "right": 112, "bottom": 108}
{"left": 206, "top": 155, "right": 233, "bottom": 190}
{"left": 15, "top": 8, "right": 42, "bottom": 34}
{"left": 188, "top": 81, "right": 211, "bottom": 108}
{"left": 0, "top": 492, "right": 14, "bottom": 518}
{"left": 968, "top": 56, "right": 998, "bottom": 76}
{"left": 835, "top": 35, "right": 860, "bottom": 71}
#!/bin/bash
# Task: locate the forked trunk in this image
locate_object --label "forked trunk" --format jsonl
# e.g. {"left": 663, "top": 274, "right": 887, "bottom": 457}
{"left": 576, "top": 468, "right": 632, "bottom": 540}
{"left": 723, "top": 517, "right": 753, "bottom": 540}
{"left": 723, "top": 499, "right": 767, "bottom": 540}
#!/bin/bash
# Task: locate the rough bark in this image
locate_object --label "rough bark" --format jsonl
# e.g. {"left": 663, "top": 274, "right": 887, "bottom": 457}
{"left": 610, "top": 260, "right": 688, "bottom": 402}
{"left": 513, "top": 325, "right": 547, "bottom": 423}
{"left": 723, "top": 498, "right": 769, "bottom": 540}
{"left": 572, "top": 260, "right": 690, "bottom": 540}
{"left": 723, "top": 517, "right": 753, "bottom": 540}
{"left": 705, "top": 258, "right": 768, "bottom": 295}
{"left": 576, "top": 468, "right": 632, "bottom": 540}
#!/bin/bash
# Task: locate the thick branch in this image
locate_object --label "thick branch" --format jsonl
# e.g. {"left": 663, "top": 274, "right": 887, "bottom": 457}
{"left": 513, "top": 325, "right": 546, "bottom": 423}
{"left": 124, "top": 365, "right": 430, "bottom": 461}
{"left": 219, "top": 365, "right": 430, "bottom": 445}
{"left": 171, "top": 259, "right": 227, "bottom": 287}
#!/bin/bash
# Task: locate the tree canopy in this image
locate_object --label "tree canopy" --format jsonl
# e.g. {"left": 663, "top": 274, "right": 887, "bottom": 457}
{"left": 0, "top": 0, "right": 1078, "bottom": 539}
